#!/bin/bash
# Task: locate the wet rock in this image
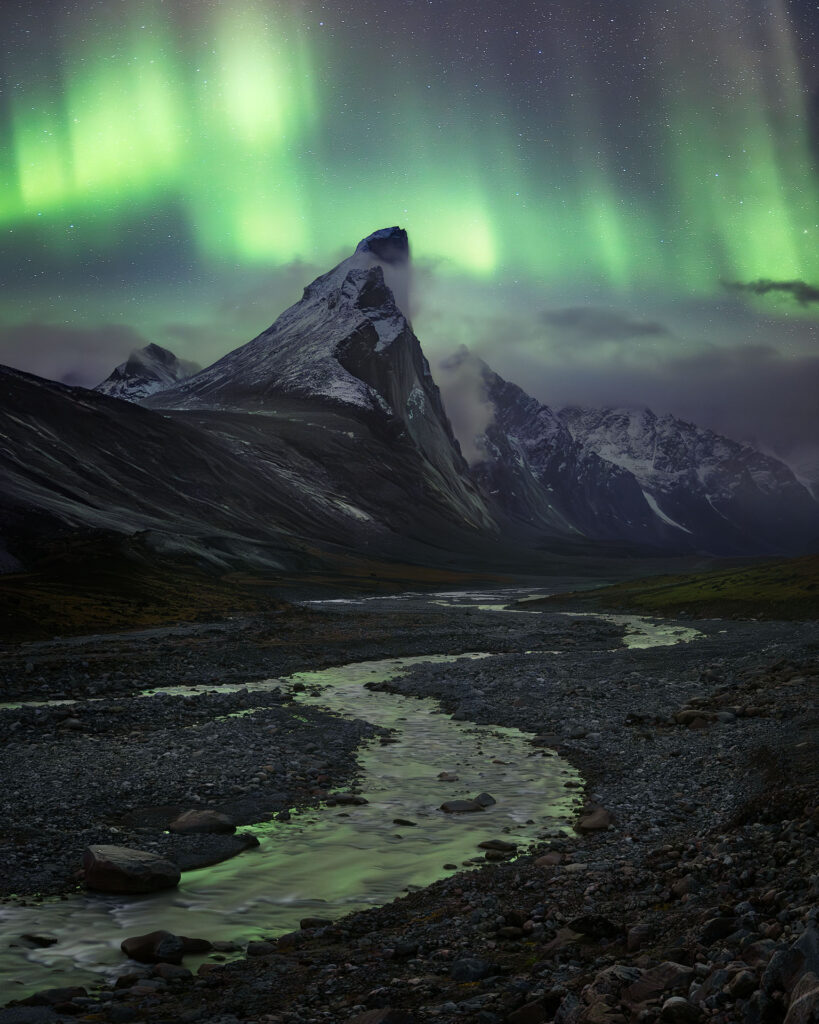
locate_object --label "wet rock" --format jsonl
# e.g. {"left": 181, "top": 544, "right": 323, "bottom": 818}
{"left": 19, "top": 934, "right": 58, "bottom": 948}
{"left": 246, "top": 940, "right": 277, "bottom": 957}
{"left": 478, "top": 839, "right": 517, "bottom": 852}
{"left": 167, "top": 809, "right": 236, "bottom": 834}
{"left": 83, "top": 845, "right": 180, "bottom": 894}
{"left": 392, "top": 818, "right": 417, "bottom": 827}
{"left": 441, "top": 799, "right": 486, "bottom": 813}
{"left": 120, "top": 930, "right": 211, "bottom": 964}
{"left": 18, "top": 988, "right": 87, "bottom": 1008}
{"left": 151, "top": 963, "right": 192, "bottom": 980}
{"left": 300, "top": 916, "right": 333, "bottom": 930}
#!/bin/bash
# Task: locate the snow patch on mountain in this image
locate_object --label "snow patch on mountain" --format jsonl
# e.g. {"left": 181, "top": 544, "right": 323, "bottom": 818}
{"left": 95, "top": 343, "right": 200, "bottom": 402}
{"left": 641, "top": 490, "right": 692, "bottom": 533}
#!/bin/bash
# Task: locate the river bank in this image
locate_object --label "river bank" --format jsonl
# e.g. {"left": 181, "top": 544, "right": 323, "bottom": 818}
{"left": 0, "top": 590, "right": 816, "bottom": 1023}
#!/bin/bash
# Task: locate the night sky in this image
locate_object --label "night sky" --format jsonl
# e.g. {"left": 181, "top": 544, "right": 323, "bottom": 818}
{"left": 1, "top": 1, "right": 818, "bottom": 480}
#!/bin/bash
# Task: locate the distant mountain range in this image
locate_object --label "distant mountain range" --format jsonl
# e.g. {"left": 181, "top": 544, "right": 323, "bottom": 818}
{"left": 1, "top": 226, "right": 816, "bottom": 582}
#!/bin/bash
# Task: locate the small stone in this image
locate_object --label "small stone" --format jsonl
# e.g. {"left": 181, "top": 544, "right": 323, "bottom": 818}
{"left": 246, "top": 940, "right": 277, "bottom": 957}
{"left": 168, "top": 809, "right": 236, "bottom": 835}
{"left": 299, "top": 917, "right": 332, "bottom": 930}
{"left": 451, "top": 957, "right": 492, "bottom": 981}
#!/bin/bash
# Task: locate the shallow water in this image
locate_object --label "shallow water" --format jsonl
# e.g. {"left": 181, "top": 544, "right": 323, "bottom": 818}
{"left": 0, "top": 596, "right": 704, "bottom": 1000}
{"left": 0, "top": 653, "right": 582, "bottom": 1000}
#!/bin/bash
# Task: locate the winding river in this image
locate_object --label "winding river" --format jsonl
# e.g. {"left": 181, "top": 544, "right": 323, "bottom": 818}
{"left": 0, "top": 596, "right": 702, "bottom": 1001}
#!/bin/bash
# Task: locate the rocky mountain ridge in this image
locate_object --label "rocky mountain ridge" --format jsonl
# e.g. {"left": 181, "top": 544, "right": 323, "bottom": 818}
{"left": 1, "top": 227, "right": 817, "bottom": 578}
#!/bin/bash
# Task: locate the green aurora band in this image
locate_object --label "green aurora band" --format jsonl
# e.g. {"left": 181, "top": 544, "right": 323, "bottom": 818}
{"left": 2, "top": 0, "right": 818, "bottom": 295}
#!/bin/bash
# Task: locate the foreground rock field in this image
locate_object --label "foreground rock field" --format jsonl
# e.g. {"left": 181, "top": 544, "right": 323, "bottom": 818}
{"left": 0, "top": 591, "right": 816, "bottom": 1024}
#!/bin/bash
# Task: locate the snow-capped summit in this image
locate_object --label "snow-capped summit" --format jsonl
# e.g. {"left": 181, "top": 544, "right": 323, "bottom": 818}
{"left": 354, "top": 225, "right": 409, "bottom": 264}
{"left": 95, "top": 343, "right": 200, "bottom": 402}
{"left": 149, "top": 228, "right": 420, "bottom": 415}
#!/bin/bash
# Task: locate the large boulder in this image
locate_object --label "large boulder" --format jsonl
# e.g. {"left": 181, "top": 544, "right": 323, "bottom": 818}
{"left": 83, "top": 845, "right": 180, "bottom": 893}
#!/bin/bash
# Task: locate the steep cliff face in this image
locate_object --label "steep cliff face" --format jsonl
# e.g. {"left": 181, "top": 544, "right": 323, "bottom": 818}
{"left": 560, "top": 406, "right": 819, "bottom": 554}
{"left": 466, "top": 360, "right": 675, "bottom": 548}
{"left": 149, "top": 227, "right": 494, "bottom": 531}
{"left": 95, "top": 343, "right": 199, "bottom": 402}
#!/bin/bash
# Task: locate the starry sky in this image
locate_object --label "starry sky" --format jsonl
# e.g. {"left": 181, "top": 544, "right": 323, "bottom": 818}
{"left": 1, "top": 0, "right": 818, "bottom": 480}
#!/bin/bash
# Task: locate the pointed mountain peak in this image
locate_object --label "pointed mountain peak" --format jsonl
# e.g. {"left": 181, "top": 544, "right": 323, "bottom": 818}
{"left": 96, "top": 343, "right": 200, "bottom": 403}
{"left": 354, "top": 226, "right": 409, "bottom": 265}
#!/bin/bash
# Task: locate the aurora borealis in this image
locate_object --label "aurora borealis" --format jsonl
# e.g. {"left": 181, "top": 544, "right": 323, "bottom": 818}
{"left": 1, "top": 0, "right": 818, "bottom": 475}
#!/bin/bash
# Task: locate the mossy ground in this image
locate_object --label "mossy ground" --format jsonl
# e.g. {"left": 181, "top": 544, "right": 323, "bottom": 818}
{"left": 530, "top": 553, "right": 819, "bottom": 620}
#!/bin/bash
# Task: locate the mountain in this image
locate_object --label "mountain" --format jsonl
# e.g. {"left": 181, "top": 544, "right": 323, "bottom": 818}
{"left": 147, "top": 227, "right": 492, "bottom": 532}
{"left": 95, "top": 343, "right": 200, "bottom": 402}
{"left": 461, "top": 357, "right": 691, "bottom": 551}
{"left": 465, "top": 352, "right": 817, "bottom": 554}
{"left": 1, "top": 226, "right": 816, "bottom": 602}
{"left": 0, "top": 230, "right": 499, "bottom": 586}
{"left": 558, "top": 406, "right": 819, "bottom": 555}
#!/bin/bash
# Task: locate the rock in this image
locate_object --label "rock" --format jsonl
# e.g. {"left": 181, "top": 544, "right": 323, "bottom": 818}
{"left": 300, "top": 917, "right": 332, "bottom": 930}
{"left": 575, "top": 806, "right": 612, "bottom": 833}
{"left": 19, "top": 934, "right": 58, "bottom": 948}
{"left": 627, "top": 923, "right": 652, "bottom": 952}
{"left": 478, "top": 839, "right": 517, "bottom": 852}
{"left": 83, "top": 845, "right": 180, "bottom": 894}
{"left": 441, "top": 799, "right": 485, "bottom": 813}
{"left": 152, "top": 963, "right": 192, "bottom": 980}
{"left": 0, "top": 1009, "right": 59, "bottom": 1024}
{"left": 437, "top": 772, "right": 459, "bottom": 781}
{"left": 475, "top": 792, "right": 496, "bottom": 806}
{"left": 18, "top": 988, "right": 87, "bottom": 1007}
{"left": 121, "top": 930, "right": 211, "bottom": 964}
{"left": 392, "top": 819, "right": 417, "bottom": 827}
{"left": 246, "top": 940, "right": 277, "bottom": 957}
{"left": 536, "top": 852, "right": 563, "bottom": 867}
{"left": 451, "top": 957, "right": 492, "bottom": 981}
{"left": 623, "top": 962, "right": 695, "bottom": 1003}
{"left": 566, "top": 914, "right": 622, "bottom": 939}
{"left": 699, "top": 916, "right": 738, "bottom": 944}
{"left": 728, "top": 970, "right": 759, "bottom": 1000}
{"left": 508, "top": 1002, "right": 548, "bottom": 1023}
{"left": 784, "top": 972, "right": 819, "bottom": 1024}
{"left": 167, "top": 809, "right": 236, "bottom": 834}
{"left": 350, "top": 1011, "right": 416, "bottom": 1024}
{"left": 660, "top": 997, "right": 703, "bottom": 1023}
{"left": 763, "top": 947, "right": 806, "bottom": 994}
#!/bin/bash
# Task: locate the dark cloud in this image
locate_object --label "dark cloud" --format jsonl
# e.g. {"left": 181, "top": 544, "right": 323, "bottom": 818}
{"left": 723, "top": 279, "right": 819, "bottom": 305}
{"left": 0, "top": 322, "right": 150, "bottom": 388}
{"left": 541, "top": 307, "right": 671, "bottom": 340}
